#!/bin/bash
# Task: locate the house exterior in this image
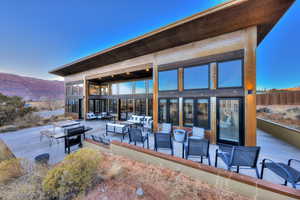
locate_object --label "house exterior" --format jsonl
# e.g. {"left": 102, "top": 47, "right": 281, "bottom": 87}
{"left": 50, "top": 0, "right": 295, "bottom": 146}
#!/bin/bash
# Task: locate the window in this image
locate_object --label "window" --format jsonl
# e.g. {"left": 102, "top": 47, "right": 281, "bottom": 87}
{"left": 111, "top": 84, "right": 118, "bottom": 95}
{"left": 135, "top": 81, "right": 146, "bottom": 94}
{"left": 119, "top": 82, "right": 133, "bottom": 95}
{"left": 183, "top": 98, "right": 209, "bottom": 128}
{"left": 218, "top": 59, "right": 243, "bottom": 88}
{"left": 158, "top": 69, "right": 178, "bottom": 91}
{"left": 66, "top": 82, "right": 83, "bottom": 96}
{"left": 183, "top": 99, "right": 194, "bottom": 126}
{"left": 159, "top": 98, "right": 179, "bottom": 125}
{"left": 148, "top": 98, "right": 153, "bottom": 116}
{"left": 89, "top": 84, "right": 100, "bottom": 95}
{"left": 148, "top": 80, "right": 153, "bottom": 94}
{"left": 195, "top": 99, "right": 209, "bottom": 128}
{"left": 88, "top": 100, "right": 94, "bottom": 113}
{"left": 184, "top": 65, "right": 209, "bottom": 89}
{"left": 135, "top": 98, "right": 146, "bottom": 115}
{"left": 108, "top": 99, "right": 117, "bottom": 114}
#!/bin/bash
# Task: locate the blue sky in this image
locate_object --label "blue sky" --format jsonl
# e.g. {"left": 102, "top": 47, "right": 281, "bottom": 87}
{"left": 0, "top": 0, "right": 299, "bottom": 89}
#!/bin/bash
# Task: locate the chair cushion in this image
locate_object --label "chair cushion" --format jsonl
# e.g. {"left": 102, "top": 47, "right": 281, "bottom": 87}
{"left": 192, "top": 127, "right": 204, "bottom": 138}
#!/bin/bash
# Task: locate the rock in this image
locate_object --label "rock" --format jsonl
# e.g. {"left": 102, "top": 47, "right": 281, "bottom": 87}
{"left": 257, "top": 107, "right": 272, "bottom": 113}
{"left": 136, "top": 187, "right": 144, "bottom": 196}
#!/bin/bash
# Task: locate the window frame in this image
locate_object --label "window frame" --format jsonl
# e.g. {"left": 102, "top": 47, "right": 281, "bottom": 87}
{"left": 216, "top": 58, "right": 244, "bottom": 89}
{"left": 158, "top": 69, "right": 179, "bottom": 92}
{"left": 183, "top": 63, "right": 210, "bottom": 91}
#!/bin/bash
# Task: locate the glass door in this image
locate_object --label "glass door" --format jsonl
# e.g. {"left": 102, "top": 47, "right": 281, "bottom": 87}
{"left": 217, "top": 98, "right": 244, "bottom": 145}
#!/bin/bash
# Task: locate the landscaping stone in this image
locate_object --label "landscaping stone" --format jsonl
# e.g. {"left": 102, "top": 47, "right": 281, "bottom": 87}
{"left": 136, "top": 187, "right": 144, "bottom": 196}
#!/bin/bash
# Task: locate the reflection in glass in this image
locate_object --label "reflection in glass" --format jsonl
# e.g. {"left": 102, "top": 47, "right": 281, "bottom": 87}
{"left": 159, "top": 99, "right": 167, "bottom": 123}
{"left": 183, "top": 99, "right": 194, "bottom": 126}
{"left": 109, "top": 99, "right": 117, "bottom": 114}
{"left": 111, "top": 84, "right": 118, "bottom": 95}
{"left": 135, "top": 98, "right": 146, "bottom": 115}
{"left": 184, "top": 65, "right": 209, "bottom": 89}
{"left": 195, "top": 99, "right": 209, "bottom": 128}
{"left": 158, "top": 70, "right": 178, "bottom": 91}
{"left": 148, "top": 98, "right": 153, "bottom": 116}
{"left": 148, "top": 80, "right": 153, "bottom": 94}
{"left": 88, "top": 100, "right": 94, "bottom": 113}
{"left": 218, "top": 59, "right": 242, "bottom": 88}
{"left": 135, "top": 81, "right": 146, "bottom": 94}
{"left": 120, "top": 99, "right": 127, "bottom": 120}
{"left": 169, "top": 99, "right": 179, "bottom": 125}
{"left": 219, "top": 99, "right": 240, "bottom": 142}
{"left": 119, "top": 82, "right": 133, "bottom": 95}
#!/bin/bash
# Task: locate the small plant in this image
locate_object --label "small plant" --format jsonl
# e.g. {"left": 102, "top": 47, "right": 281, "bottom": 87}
{"left": 0, "top": 158, "right": 23, "bottom": 184}
{"left": 42, "top": 148, "right": 102, "bottom": 199}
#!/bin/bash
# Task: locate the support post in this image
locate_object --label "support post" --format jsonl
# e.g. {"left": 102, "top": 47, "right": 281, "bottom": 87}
{"left": 153, "top": 65, "right": 159, "bottom": 131}
{"left": 244, "top": 26, "right": 257, "bottom": 146}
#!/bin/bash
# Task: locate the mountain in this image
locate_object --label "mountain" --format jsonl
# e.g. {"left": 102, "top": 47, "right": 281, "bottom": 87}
{"left": 0, "top": 73, "right": 64, "bottom": 101}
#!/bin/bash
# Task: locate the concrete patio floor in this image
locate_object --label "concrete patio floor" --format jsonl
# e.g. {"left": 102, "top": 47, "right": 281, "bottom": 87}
{"left": 0, "top": 120, "right": 299, "bottom": 189}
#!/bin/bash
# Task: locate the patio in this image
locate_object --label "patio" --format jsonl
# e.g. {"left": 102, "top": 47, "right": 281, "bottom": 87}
{"left": 0, "top": 120, "right": 299, "bottom": 188}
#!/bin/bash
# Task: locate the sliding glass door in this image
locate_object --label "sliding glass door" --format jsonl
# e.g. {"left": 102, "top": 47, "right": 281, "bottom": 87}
{"left": 183, "top": 98, "right": 209, "bottom": 128}
{"left": 217, "top": 97, "right": 244, "bottom": 145}
{"left": 158, "top": 98, "right": 179, "bottom": 125}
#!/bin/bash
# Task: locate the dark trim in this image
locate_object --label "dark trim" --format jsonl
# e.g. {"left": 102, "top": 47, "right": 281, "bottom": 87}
{"left": 158, "top": 49, "right": 244, "bottom": 71}
{"left": 216, "top": 58, "right": 244, "bottom": 89}
{"left": 158, "top": 88, "right": 244, "bottom": 98}
{"left": 216, "top": 97, "right": 244, "bottom": 146}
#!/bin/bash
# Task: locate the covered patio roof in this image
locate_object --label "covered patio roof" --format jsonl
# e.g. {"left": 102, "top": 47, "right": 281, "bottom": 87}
{"left": 49, "top": 0, "right": 295, "bottom": 77}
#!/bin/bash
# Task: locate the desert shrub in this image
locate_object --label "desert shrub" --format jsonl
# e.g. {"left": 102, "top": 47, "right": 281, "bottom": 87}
{"left": 42, "top": 148, "right": 102, "bottom": 199}
{"left": 0, "top": 93, "right": 36, "bottom": 126}
{"left": 0, "top": 158, "right": 23, "bottom": 184}
{"left": 0, "top": 160, "right": 48, "bottom": 200}
{"left": 13, "top": 113, "right": 43, "bottom": 128}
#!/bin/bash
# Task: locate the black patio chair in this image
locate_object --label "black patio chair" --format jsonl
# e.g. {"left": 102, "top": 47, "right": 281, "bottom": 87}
{"left": 260, "top": 158, "right": 300, "bottom": 189}
{"left": 185, "top": 138, "right": 211, "bottom": 165}
{"left": 65, "top": 126, "right": 84, "bottom": 154}
{"left": 154, "top": 133, "right": 173, "bottom": 155}
{"left": 128, "top": 128, "right": 149, "bottom": 148}
{"left": 215, "top": 144, "right": 260, "bottom": 178}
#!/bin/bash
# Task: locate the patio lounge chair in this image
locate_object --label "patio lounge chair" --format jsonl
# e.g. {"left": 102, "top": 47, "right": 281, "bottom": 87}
{"left": 128, "top": 128, "right": 149, "bottom": 148}
{"left": 185, "top": 138, "right": 211, "bottom": 165}
{"left": 158, "top": 123, "right": 172, "bottom": 134}
{"left": 215, "top": 144, "right": 260, "bottom": 178}
{"left": 154, "top": 133, "right": 173, "bottom": 155}
{"left": 260, "top": 158, "right": 300, "bottom": 189}
{"left": 65, "top": 126, "right": 85, "bottom": 154}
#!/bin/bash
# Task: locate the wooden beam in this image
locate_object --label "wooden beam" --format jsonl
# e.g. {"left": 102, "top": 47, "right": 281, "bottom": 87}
{"left": 153, "top": 65, "right": 159, "bottom": 131}
{"left": 210, "top": 97, "right": 217, "bottom": 144}
{"left": 244, "top": 26, "right": 257, "bottom": 146}
{"left": 210, "top": 62, "right": 217, "bottom": 90}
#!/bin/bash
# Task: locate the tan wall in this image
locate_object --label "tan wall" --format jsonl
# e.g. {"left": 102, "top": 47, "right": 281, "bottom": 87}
{"left": 83, "top": 140, "right": 300, "bottom": 200}
{"left": 257, "top": 118, "right": 300, "bottom": 149}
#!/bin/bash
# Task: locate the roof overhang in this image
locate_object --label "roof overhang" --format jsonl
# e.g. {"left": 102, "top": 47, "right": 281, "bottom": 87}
{"left": 49, "top": 0, "right": 295, "bottom": 76}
